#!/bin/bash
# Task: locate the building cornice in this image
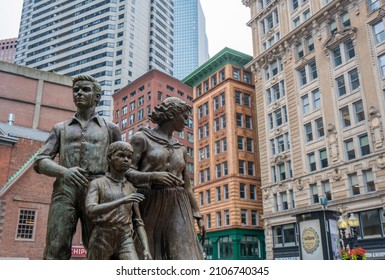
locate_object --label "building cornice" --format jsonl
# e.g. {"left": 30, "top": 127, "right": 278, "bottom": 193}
{"left": 245, "top": 0, "right": 358, "bottom": 71}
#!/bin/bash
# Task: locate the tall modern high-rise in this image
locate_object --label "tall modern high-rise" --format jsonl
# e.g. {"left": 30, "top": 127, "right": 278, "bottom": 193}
{"left": 14, "top": 0, "right": 176, "bottom": 118}
{"left": 174, "top": 0, "right": 209, "bottom": 80}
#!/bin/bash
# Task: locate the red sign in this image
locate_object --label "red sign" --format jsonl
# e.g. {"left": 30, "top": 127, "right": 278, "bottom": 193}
{"left": 71, "top": 246, "right": 87, "bottom": 258}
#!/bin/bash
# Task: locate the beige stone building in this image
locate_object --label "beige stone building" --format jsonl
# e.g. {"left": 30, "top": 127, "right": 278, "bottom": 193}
{"left": 243, "top": 0, "right": 385, "bottom": 259}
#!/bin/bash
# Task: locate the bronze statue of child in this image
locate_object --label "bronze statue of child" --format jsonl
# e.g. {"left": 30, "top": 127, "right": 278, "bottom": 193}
{"left": 85, "top": 141, "right": 152, "bottom": 260}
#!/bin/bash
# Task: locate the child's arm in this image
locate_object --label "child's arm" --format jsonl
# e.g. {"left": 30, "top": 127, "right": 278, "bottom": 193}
{"left": 133, "top": 203, "right": 152, "bottom": 260}
{"left": 86, "top": 184, "right": 144, "bottom": 217}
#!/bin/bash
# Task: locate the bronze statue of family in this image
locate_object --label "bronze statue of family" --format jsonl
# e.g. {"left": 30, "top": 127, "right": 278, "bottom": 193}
{"left": 34, "top": 75, "right": 205, "bottom": 260}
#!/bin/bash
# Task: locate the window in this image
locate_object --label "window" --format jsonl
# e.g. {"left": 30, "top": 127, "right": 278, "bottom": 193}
{"left": 244, "top": 72, "right": 251, "bottom": 84}
{"left": 298, "top": 60, "right": 317, "bottom": 86}
{"left": 199, "top": 192, "right": 204, "bottom": 206}
{"left": 345, "top": 40, "right": 355, "bottom": 60}
{"left": 233, "top": 68, "right": 240, "bottom": 80}
{"left": 349, "top": 173, "right": 360, "bottom": 195}
{"left": 224, "top": 210, "right": 230, "bottom": 226}
{"left": 239, "top": 160, "right": 246, "bottom": 174}
{"left": 266, "top": 80, "right": 285, "bottom": 105}
{"left": 121, "top": 132, "right": 126, "bottom": 142}
{"left": 353, "top": 100, "right": 365, "bottom": 123}
{"left": 349, "top": 68, "right": 360, "bottom": 92}
{"left": 240, "top": 183, "right": 246, "bottom": 199}
{"left": 289, "top": 189, "right": 295, "bottom": 208}
{"left": 281, "top": 192, "right": 288, "bottom": 210}
{"left": 273, "top": 224, "right": 297, "bottom": 247}
{"left": 278, "top": 163, "right": 286, "bottom": 181}
{"left": 206, "top": 214, "right": 211, "bottom": 229}
{"left": 329, "top": 20, "right": 337, "bottom": 35}
{"left": 218, "top": 236, "right": 233, "bottom": 259}
{"left": 224, "top": 184, "right": 229, "bottom": 200}
{"left": 308, "top": 152, "right": 316, "bottom": 172}
{"left": 250, "top": 185, "right": 256, "bottom": 200}
{"left": 304, "top": 123, "right": 313, "bottom": 142}
{"left": 340, "top": 106, "right": 351, "bottom": 128}
{"left": 215, "top": 164, "right": 221, "bottom": 178}
{"left": 319, "top": 149, "right": 328, "bottom": 169}
{"left": 332, "top": 46, "right": 342, "bottom": 67}
{"left": 336, "top": 75, "right": 346, "bottom": 97}
{"left": 378, "top": 53, "right": 385, "bottom": 77}
{"left": 236, "top": 113, "right": 243, "bottom": 127}
{"left": 122, "top": 106, "right": 127, "bottom": 116}
{"left": 204, "top": 80, "right": 209, "bottom": 92}
{"left": 373, "top": 20, "right": 385, "bottom": 44}
{"left": 315, "top": 118, "right": 324, "bottom": 138}
{"left": 137, "top": 109, "right": 143, "bottom": 120}
{"left": 16, "top": 209, "right": 36, "bottom": 240}
{"left": 130, "top": 101, "right": 135, "bottom": 111}
{"left": 360, "top": 209, "right": 382, "bottom": 238}
{"left": 312, "top": 89, "right": 321, "bottom": 110}
{"left": 121, "top": 118, "right": 127, "bottom": 129}
{"left": 246, "top": 138, "right": 254, "bottom": 152}
{"left": 345, "top": 138, "right": 356, "bottom": 160}
{"left": 248, "top": 161, "right": 255, "bottom": 176}
{"left": 251, "top": 211, "right": 258, "bottom": 226}
{"left": 310, "top": 183, "right": 319, "bottom": 204}
{"left": 302, "top": 94, "right": 310, "bottom": 114}
{"left": 359, "top": 134, "right": 370, "bottom": 156}
{"left": 306, "top": 36, "right": 314, "bottom": 52}
{"left": 238, "top": 136, "right": 244, "bottom": 150}
{"left": 245, "top": 115, "right": 252, "bottom": 129}
{"left": 241, "top": 209, "right": 248, "bottom": 225}
{"left": 216, "top": 187, "right": 221, "bottom": 202}
{"left": 363, "top": 169, "right": 375, "bottom": 193}
{"left": 273, "top": 194, "right": 278, "bottom": 211}
{"left": 265, "top": 58, "right": 283, "bottom": 80}
{"left": 322, "top": 180, "right": 332, "bottom": 201}
{"left": 216, "top": 212, "right": 222, "bottom": 227}
{"left": 206, "top": 190, "right": 211, "bottom": 204}
{"left": 368, "top": 0, "right": 380, "bottom": 12}
{"left": 340, "top": 11, "right": 351, "bottom": 28}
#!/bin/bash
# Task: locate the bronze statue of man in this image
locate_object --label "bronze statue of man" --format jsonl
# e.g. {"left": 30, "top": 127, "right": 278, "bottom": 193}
{"left": 34, "top": 75, "right": 121, "bottom": 259}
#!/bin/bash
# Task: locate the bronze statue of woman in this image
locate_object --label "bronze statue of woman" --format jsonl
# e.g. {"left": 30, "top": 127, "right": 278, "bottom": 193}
{"left": 126, "top": 97, "right": 204, "bottom": 260}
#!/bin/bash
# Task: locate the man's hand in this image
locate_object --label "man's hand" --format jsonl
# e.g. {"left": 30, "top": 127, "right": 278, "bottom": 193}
{"left": 143, "top": 249, "right": 152, "bottom": 260}
{"left": 123, "top": 193, "right": 145, "bottom": 204}
{"left": 63, "top": 167, "right": 89, "bottom": 188}
{"left": 196, "top": 218, "right": 206, "bottom": 245}
{"left": 150, "top": 172, "right": 183, "bottom": 187}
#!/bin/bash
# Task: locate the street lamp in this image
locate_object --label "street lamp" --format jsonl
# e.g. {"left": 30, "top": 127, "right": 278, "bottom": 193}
{"left": 337, "top": 213, "right": 359, "bottom": 250}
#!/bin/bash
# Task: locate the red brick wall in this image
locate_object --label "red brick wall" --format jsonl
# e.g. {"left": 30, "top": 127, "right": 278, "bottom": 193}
{"left": 0, "top": 67, "right": 75, "bottom": 131}
{"left": 0, "top": 146, "right": 12, "bottom": 186}
{"left": 0, "top": 138, "right": 87, "bottom": 259}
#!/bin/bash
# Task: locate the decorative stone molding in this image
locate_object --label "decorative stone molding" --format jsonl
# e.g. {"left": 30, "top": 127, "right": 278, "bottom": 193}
{"left": 264, "top": 219, "right": 272, "bottom": 236}
{"left": 323, "top": 27, "right": 357, "bottom": 58}
{"left": 337, "top": 204, "right": 347, "bottom": 216}
{"left": 376, "top": 155, "right": 385, "bottom": 169}
{"left": 368, "top": 106, "right": 384, "bottom": 149}
{"left": 295, "top": 178, "right": 303, "bottom": 191}
{"left": 274, "top": 154, "right": 287, "bottom": 164}
{"left": 327, "top": 124, "right": 339, "bottom": 163}
{"left": 263, "top": 187, "right": 270, "bottom": 200}
{"left": 332, "top": 168, "right": 342, "bottom": 181}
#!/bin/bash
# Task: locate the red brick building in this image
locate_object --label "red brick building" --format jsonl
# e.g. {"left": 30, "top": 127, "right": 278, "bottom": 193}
{"left": 0, "top": 61, "right": 75, "bottom": 132}
{"left": 0, "top": 38, "right": 17, "bottom": 64}
{"left": 113, "top": 69, "right": 195, "bottom": 183}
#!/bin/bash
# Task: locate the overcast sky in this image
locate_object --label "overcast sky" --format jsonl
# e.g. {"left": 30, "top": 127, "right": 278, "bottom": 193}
{"left": 0, "top": 0, "right": 253, "bottom": 57}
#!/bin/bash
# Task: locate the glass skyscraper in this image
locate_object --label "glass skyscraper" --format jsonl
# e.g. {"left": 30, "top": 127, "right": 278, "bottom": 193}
{"left": 14, "top": 0, "right": 175, "bottom": 118}
{"left": 174, "top": 0, "right": 209, "bottom": 80}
